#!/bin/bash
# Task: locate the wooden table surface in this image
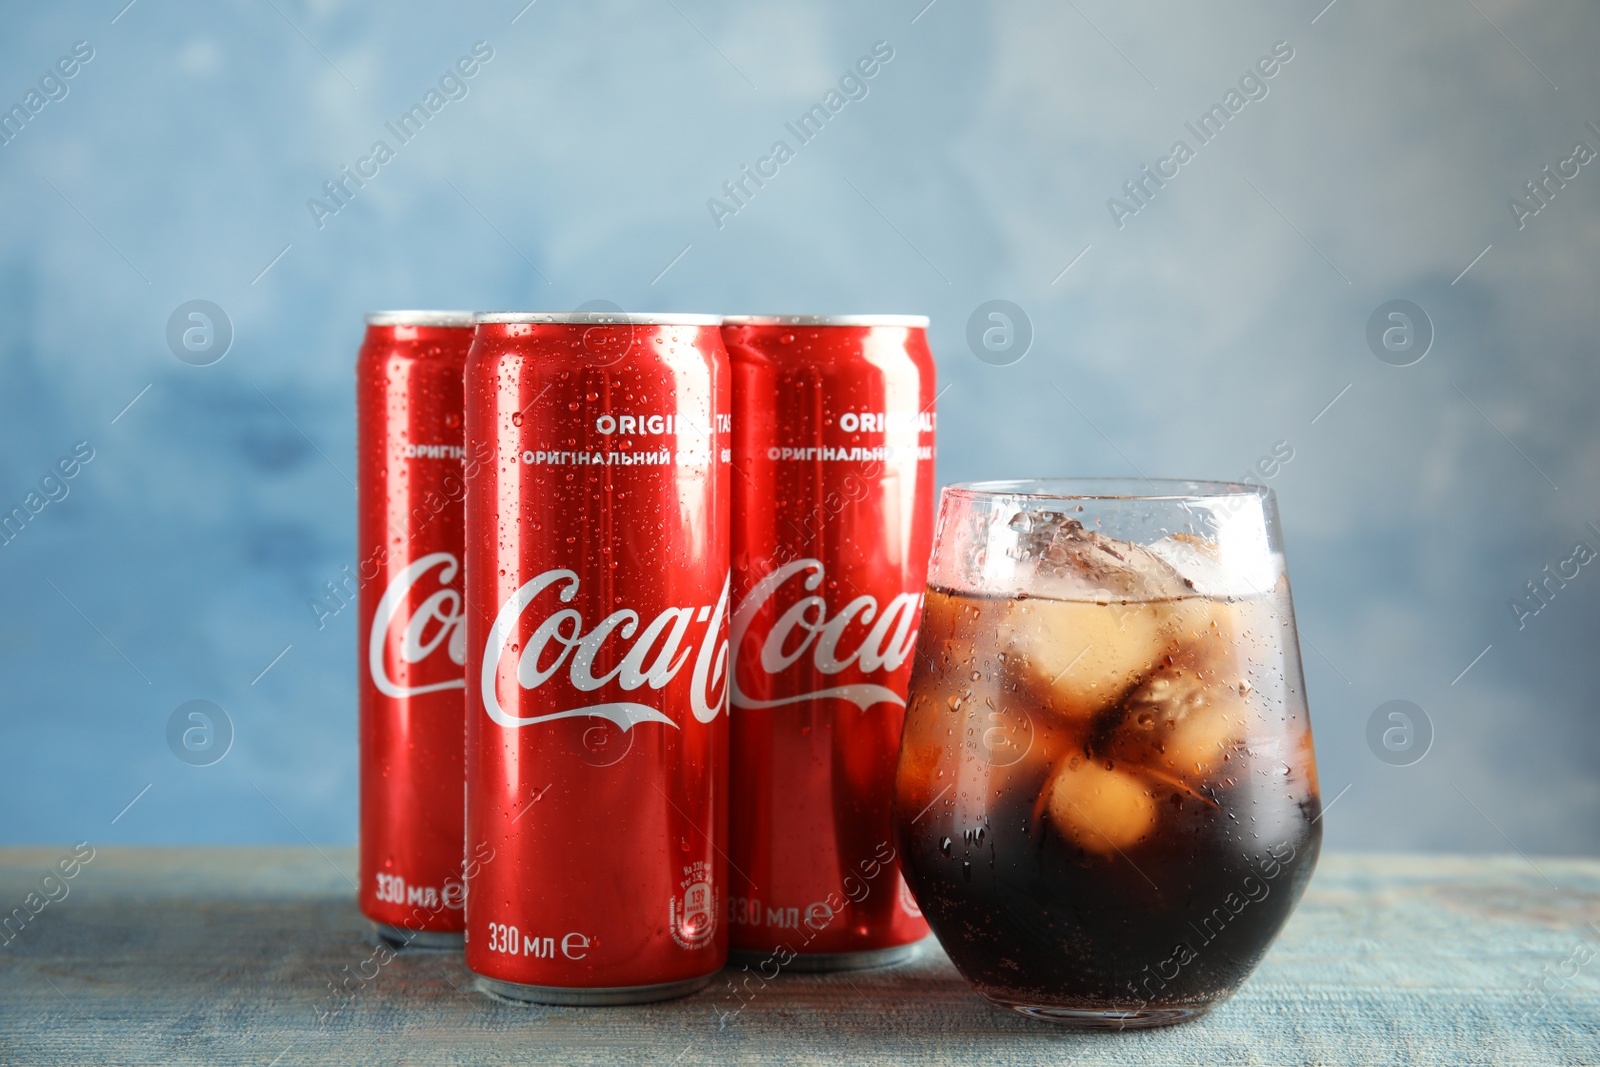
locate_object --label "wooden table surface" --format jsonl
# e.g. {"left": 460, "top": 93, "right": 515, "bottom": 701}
{"left": 0, "top": 848, "right": 1595, "bottom": 1066}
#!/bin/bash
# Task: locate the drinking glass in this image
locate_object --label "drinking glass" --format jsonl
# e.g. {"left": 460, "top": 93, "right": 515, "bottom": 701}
{"left": 894, "top": 479, "right": 1321, "bottom": 1027}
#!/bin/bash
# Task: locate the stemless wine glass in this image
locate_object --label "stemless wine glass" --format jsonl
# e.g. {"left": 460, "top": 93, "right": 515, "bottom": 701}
{"left": 894, "top": 479, "right": 1322, "bottom": 1028}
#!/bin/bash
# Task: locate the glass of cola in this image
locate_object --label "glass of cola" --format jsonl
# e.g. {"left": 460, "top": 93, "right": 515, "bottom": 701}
{"left": 895, "top": 479, "right": 1322, "bottom": 1027}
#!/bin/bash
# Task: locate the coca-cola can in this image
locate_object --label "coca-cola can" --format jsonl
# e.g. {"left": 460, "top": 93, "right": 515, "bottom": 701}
{"left": 463, "top": 312, "right": 732, "bottom": 1004}
{"left": 722, "top": 314, "right": 938, "bottom": 970}
{"left": 357, "top": 311, "right": 478, "bottom": 948}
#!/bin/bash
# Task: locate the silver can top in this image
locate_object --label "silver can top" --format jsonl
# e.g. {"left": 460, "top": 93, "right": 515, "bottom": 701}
{"left": 721, "top": 314, "right": 929, "bottom": 328}
{"left": 475, "top": 312, "right": 722, "bottom": 326}
{"left": 364, "top": 310, "right": 477, "bottom": 327}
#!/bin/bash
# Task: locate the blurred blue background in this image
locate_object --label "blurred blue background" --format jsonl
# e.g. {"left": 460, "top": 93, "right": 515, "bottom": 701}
{"left": 1, "top": 0, "right": 1595, "bottom": 855}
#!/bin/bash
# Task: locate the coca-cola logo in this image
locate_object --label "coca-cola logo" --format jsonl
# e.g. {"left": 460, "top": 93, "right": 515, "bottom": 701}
{"left": 368, "top": 552, "right": 466, "bottom": 698}
{"left": 731, "top": 558, "right": 921, "bottom": 711}
{"left": 480, "top": 569, "right": 730, "bottom": 731}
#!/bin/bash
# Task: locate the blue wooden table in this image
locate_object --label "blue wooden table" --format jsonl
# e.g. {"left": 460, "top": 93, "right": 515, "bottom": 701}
{"left": 1, "top": 848, "right": 1595, "bottom": 1064}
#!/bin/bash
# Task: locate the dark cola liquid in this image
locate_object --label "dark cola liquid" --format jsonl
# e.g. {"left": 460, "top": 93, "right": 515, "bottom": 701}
{"left": 896, "top": 586, "right": 1322, "bottom": 1014}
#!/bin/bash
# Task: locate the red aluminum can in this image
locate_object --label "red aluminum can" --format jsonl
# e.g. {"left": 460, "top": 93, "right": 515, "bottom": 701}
{"left": 463, "top": 312, "right": 732, "bottom": 1004}
{"left": 722, "top": 314, "right": 937, "bottom": 970}
{"left": 356, "top": 311, "right": 477, "bottom": 948}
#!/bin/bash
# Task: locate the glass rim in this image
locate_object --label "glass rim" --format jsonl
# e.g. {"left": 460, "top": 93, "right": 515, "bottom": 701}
{"left": 944, "top": 477, "right": 1275, "bottom": 502}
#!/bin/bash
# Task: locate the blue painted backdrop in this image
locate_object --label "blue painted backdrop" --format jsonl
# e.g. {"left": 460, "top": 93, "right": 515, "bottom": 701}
{"left": 2, "top": 0, "right": 1596, "bottom": 855}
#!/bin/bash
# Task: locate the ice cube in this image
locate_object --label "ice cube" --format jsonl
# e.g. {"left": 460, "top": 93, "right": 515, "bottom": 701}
{"left": 894, "top": 730, "right": 948, "bottom": 823}
{"left": 1290, "top": 729, "right": 1320, "bottom": 799}
{"left": 1012, "top": 513, "right": 1195, "bottom": 602}
{"left": 1112, "top": 675, "right": 1244, "bottom": 778}
{"left": 895, "top": 641, "right": 965, "bottom": 822}
{"left": 1106, "top": 601, "right": 1251, "bottom": 779}
{"left": 1146, "top": 531, "right": 1281, "bottom": 600}
{"left": 1043, "top": 757, "right": 1157, "bottom": 855}
{"left": 1004, "top": 595, "right": 1216, "bottom": 724}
